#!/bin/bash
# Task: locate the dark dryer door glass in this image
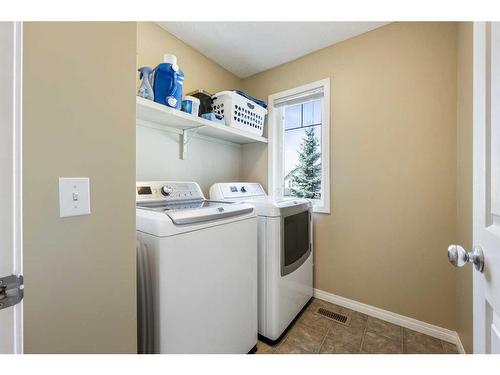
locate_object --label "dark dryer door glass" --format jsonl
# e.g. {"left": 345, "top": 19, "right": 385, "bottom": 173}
{"left": 282, "top": 210, "right": 310, "bottom": 276}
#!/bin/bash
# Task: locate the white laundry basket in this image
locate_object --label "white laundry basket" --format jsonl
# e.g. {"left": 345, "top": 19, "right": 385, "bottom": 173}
{"left": 211, "top": 91, "right": 267, "bottom": 136}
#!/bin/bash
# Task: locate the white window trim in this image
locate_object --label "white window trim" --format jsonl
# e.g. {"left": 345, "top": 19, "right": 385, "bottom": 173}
{"left": 267, "top": 78, "right": 331, "bottom": 214}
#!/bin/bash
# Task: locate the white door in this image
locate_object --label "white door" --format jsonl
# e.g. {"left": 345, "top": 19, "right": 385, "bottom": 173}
{"left": 0, "top": 21, "right": 23, "bottom": 354}
{"left": 472, "top": 21, "right": 500, "bottom": 354}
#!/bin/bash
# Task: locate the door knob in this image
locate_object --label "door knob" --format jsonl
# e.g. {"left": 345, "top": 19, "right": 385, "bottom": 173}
{"left": 447, "top": 244, "right": 484, "bottom": 272}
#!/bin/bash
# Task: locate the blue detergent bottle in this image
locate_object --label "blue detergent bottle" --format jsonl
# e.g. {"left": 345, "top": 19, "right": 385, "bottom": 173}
{"left": 153, "top": 54, "right": 185, "bottom": 109}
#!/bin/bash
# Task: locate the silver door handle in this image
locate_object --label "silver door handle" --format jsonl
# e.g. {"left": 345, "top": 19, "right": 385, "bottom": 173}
{"left": 447, "top": 244, "right": 484, "bottom": 272}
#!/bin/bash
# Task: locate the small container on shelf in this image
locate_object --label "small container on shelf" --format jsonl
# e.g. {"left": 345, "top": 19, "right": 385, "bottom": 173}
{"left": 181, "top": 96, "right": 200, "bottom": 116}
{"left": 186, "top": 89, "right": 213, "bottom": 116}
{"left": 211, "top": 91, "right": 267, "bottom": 137}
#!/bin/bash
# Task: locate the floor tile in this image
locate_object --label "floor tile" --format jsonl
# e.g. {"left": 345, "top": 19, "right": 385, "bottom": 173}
{"left": 441, "top": 340, "right": 460, "bottom": 354}
{"left": 327, "top": 323, "right": 364, "bottom": 348}
{"left": 361, "top": 331, "right": 403, "bottom": 354}
{"left": 403, "top": 328, "right": 443, "bottom": 354}
{"left": 256, "top": 340, "right": 275, "bottom": 354}
{"left": 275, "top": 322, "right": 325, "bottom": 354}
{"left": 347, "top": 311, "right": 368, "bottom": 330}
{"left": 319, "top": 336, "right": 359, "bottom": 354}
{"left": 365, "top": 316, "right": 402, "bottom": 342}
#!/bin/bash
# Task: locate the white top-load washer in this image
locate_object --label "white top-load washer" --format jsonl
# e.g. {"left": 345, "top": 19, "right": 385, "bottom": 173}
{"left": 210, "top": 182, "right": 313, "bottom": 344}
{"left": 136, "top": 181, "right": 258, "bottom": 354}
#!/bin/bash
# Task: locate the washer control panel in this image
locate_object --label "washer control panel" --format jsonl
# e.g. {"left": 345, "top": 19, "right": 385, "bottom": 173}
{"left": 136, "top": 181, "right": 204, "bottom": 203}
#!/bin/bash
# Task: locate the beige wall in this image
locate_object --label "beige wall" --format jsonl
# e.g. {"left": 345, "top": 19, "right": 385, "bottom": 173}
{"left": 23, "top": 22, "right": 137, "bottom": 353}
{"left": 241, "top": 22, "right": 459, "bottom": 329}
{"left": 136, "top": 22, "right": 243, "bottom": 194}
{"left": 455, "top": 22, "right": 473, "bottom": 353}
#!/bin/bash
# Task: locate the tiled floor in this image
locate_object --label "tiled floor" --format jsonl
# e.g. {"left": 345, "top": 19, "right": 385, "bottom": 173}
{"left": 256, "top": 298, "right": 460, "bottom": 354}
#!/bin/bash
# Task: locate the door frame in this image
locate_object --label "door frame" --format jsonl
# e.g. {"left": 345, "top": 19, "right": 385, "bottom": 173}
{"left": 0, "top": 21, "right": 23, "bottom": 354}
{"left": 13, "top": 20, "right": 23, "bottom": 354}
{"left": 472, "top": 20, "right": 485, "bottom": 354}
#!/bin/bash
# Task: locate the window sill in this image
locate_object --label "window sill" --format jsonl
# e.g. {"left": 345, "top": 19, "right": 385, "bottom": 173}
{"left": 312, "top": 205, "right": 330, "bottom": 214}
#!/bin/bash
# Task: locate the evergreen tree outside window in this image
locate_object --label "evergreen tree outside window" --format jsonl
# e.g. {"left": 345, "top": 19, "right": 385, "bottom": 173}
{"left": 283, "top": 99, "right": 322, "bottom": 199}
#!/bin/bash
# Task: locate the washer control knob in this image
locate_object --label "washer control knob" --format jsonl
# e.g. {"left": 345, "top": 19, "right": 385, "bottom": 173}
{"left": 240, "top": 186, "right": 247, "bottom": 193}
{"left": 161, "top": 186, "right": 173, "bottom": 196}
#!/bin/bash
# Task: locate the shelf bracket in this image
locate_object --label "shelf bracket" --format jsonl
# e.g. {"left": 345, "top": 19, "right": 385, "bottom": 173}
{"left": 180, "top": 126, "right": 204, "bottom": 160}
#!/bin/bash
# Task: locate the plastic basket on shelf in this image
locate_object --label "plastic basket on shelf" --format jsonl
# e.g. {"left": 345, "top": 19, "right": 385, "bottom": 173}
{"left": 211, "top": 91, "right": 267, "bottom": 136}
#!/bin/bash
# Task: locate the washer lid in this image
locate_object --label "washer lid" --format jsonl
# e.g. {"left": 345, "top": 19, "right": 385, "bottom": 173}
{"left": 137, "top": 199, "right": 219, "bottom": 212}
{"left": 136, "top": 201, "right": 256, "bottom": 236}
{"left": 166, "top": 203, "right": 254, "bottom": 225}
{"left": 137, "top": 199, "right": 254, "bottom": 224}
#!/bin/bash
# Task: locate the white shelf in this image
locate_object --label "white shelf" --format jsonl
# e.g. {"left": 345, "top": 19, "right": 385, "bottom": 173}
{"left": 136, "top": 96, "right": 268, "bottom": 145}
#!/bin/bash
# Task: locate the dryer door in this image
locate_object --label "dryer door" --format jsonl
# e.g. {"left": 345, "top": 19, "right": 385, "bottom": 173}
{"left": 281, "top": 206, "right": 312, "bottom": 276}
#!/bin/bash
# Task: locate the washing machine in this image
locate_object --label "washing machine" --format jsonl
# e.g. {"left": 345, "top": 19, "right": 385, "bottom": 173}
{"left": 136, "top": 181, "right": 258, "bottom": 353}
{"left": 210, "top": 182, "right": 313, "bottom": 344}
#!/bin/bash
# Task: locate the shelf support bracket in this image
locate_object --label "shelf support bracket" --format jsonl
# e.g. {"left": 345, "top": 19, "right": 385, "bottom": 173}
{"left": 180, "top": 126, "right": 204, "bottom": 160}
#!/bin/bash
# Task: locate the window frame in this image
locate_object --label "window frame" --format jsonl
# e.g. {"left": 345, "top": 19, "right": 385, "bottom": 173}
{"left": 267, "top": 78, "right": 331, "bottom": 214}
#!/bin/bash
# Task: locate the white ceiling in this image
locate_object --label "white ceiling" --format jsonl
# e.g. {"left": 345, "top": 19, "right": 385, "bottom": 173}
{"left": 157, "top": 22, "right": 390, "bottom": 78}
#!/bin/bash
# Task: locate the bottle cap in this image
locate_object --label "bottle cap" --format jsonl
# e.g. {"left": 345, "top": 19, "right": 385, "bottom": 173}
{"left": 164, "top": 54, "right": 177, "bottom": 65}
{"left": 164, "top": 54, "right": 179, "bottom": 71}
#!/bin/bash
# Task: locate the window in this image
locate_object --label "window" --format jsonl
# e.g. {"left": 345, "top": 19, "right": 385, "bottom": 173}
{"left": 268, "top": 78, "right": 330, "bottom": 213}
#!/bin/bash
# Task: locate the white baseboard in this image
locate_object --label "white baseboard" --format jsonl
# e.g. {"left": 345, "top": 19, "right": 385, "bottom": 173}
{"left": 313, "top": 288, "right": 465, "bottom": 354}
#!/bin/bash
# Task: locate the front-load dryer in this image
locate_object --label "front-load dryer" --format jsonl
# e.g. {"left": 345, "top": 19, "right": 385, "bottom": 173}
{"left": 210, "top": 182, "right": 313, "bottom": 344}
{"left": 136, "top": 181, "right": 258, "bottom": 353}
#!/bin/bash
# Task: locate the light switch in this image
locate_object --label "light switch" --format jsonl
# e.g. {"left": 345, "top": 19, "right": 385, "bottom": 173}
{"left": 59, "top": 177, "right": 91, "bottom": 217}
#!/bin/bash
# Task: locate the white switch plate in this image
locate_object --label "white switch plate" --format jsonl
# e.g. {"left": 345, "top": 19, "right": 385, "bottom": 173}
{"left": 59, "top": 177, "right": 91, "bottom": 217}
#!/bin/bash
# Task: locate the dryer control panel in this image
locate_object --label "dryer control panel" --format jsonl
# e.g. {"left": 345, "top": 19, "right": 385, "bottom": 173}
{"left": 210, "top": 182, "right": 266, "bottom": 200}
{"left": 136, "top": 181, "right": 205, "bottom": 203}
